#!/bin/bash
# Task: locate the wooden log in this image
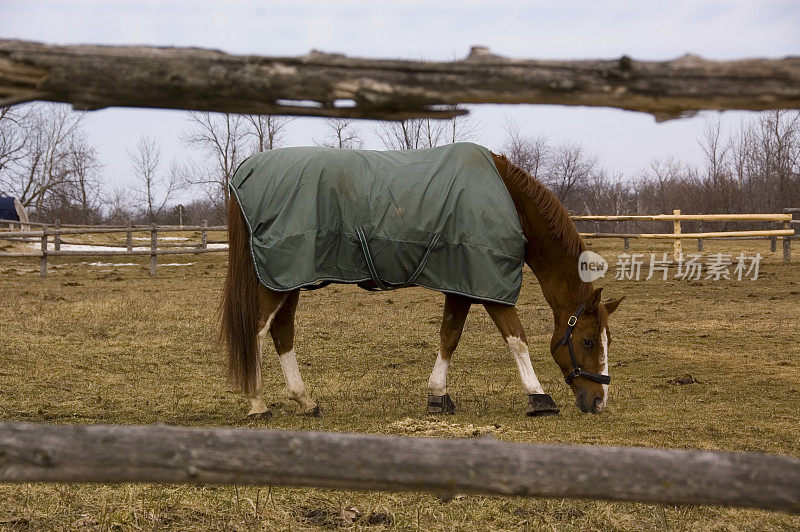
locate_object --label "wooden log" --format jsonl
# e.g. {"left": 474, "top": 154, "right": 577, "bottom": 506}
{"left": 673, "top": 209, "right": 682, "bottom": 259}
{"left": 201, "top": 219, "right": 208, "bottom": 250}
{"left": 126, "top": 223, "right": 133, "bottom": 252}
{"left": 0, "top": 422, "right": 798, "bottom": 513}
{"left": 3, "top": 40, "right": 800, "bottom": 120}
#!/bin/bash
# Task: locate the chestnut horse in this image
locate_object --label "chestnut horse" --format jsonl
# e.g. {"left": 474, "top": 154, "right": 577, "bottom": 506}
{"left": 221, "top": 152, "right": 623, "bottom": 418}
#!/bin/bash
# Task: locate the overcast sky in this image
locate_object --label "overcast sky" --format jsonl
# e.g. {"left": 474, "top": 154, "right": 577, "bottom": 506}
{"left": 2, "top": 0, "right": 799, "bottom": 199}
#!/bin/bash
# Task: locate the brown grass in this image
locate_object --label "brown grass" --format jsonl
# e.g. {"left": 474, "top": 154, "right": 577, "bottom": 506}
{"left": 1, "top": 235, "right": 799, "bottom": 530}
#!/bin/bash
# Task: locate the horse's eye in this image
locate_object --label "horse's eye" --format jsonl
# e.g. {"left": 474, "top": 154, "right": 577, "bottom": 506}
{"left": 583, "top": 339, "right": 594, "bottom": 350}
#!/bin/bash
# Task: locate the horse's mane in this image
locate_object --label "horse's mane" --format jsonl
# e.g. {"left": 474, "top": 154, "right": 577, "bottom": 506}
{"left": 492, "top": 153, "right": 586, "bottom": 259}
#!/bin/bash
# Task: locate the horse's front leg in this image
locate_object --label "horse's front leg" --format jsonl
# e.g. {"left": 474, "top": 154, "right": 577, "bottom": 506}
{"left": 483, "top": 303, "right": 560, "bottom": 416}
{"left": 427, "top": 294, "right": 471, "bottom": 414}
{"left": 269, "top": 290, "right": 321, "bottom": 417}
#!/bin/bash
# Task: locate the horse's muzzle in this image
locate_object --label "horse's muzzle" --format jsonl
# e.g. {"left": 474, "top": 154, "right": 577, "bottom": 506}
{"left": 577, "top": 391, "right": 605, "bottom": 414}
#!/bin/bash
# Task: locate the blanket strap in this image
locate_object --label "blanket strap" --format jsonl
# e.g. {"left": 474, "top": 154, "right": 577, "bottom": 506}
{"left": 356, "top": 227, "right": 440, "bottom": 291}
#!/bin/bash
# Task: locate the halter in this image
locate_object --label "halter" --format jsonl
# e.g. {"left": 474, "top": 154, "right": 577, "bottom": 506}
{"left": 552, "top": 303, "right": 611, "bottom": 385}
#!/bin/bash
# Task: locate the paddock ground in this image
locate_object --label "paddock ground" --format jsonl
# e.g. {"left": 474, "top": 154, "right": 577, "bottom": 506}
{"left": 1, "top": 236, "right": 798, "bottom": 530}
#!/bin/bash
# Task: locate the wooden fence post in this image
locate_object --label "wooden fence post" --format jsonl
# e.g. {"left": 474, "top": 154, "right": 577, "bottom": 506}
{"left": 150, "top": 225, "right": 158, "bottom": 277}
{"left": 784, "top": 220, "right": 792, "bottom": 263}
{"left": 40, "top": 226, "right": 47, "bottom": 278}
{"left": 201, "top": 219, "right": 208, "bottom": 249}
{"left": 673, "top": 209, "right": 682, "bottom": 260}
{"left": 126, "top": 223, "right": 133, "bottom": 252}
{"left": 697, "top": 238, "right": 704, "bottom": 251}
{"left": 771, "top": 221, "right": 777, "bottom": 252}
{"left": 54, "top": 219, "right": 61, "bottom": 251}
{"left": 623, "top": 237, "right": 629, "bottom": 250}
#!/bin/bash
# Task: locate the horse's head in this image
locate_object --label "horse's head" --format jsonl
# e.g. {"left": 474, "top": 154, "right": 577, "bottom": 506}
{"left": 550, "top": 288, "right": 623, "bottom": 414}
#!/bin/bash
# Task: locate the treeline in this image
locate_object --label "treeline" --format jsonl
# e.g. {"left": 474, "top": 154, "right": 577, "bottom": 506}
{"left": 1, "top": 103, "right": 798, "bottom": 229}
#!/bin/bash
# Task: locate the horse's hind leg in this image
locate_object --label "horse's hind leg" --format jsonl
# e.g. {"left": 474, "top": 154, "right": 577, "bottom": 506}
{"left": 483, "top": 303, "right": 559, "bottom": 417}
{"left": 247, "top": 288, "right": 290, "bottom": 418}
{"left": 269, "top": 290, "right": 321, "bottom": 417}
{"left": 427, "top": 294, "right": 471, "bottom": 414}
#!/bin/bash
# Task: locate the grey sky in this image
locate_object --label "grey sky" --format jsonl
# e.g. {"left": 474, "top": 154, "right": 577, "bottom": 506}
{"left": 2, "top": 0, "right": 799, "bottom": 200}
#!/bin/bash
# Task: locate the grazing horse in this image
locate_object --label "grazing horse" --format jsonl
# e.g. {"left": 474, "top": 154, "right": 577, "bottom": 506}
{"left": 221, "top": 143, "right": 623, "bottom": 418}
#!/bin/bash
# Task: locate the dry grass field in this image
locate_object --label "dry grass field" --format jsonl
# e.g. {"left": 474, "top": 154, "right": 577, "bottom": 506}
{"left": 1, "top": 234, "right": 799, "bottom": 531}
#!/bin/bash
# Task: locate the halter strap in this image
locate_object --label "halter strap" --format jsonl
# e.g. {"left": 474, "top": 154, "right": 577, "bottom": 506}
{"left": 552, "top": 302, "right": 611, "bottom": 385}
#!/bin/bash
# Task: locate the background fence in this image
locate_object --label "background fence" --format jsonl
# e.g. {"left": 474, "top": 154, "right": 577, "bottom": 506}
{"left": 2, "top": 209, "right": 796, "bottom": 277}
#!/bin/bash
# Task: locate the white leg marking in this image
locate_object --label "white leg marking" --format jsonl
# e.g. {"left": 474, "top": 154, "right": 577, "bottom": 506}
{"left": 247, "top": 304, "right": 282, "bottom": 416}
{"left": 427, "top": 351, "right": 450, "bottom": 396}
{"left": 279, "top": 348, "right": 311, "bottom": 401}
{"left": 506, "top": 336, "right": 545, "bottom": 395}
{"left": 599, "top": 328, "right": 609, "bottom": 406}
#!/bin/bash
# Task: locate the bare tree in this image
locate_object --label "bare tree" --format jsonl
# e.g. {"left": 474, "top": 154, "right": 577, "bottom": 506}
{"left": 375, "top": 105, "right": 476, "bottom": 150}
{"left": 545, "top": 140, "right": 600, "bottom": 205}
{"left": 0, "top": 105, "right": 29, "bottom": 177}
{"left": 128, "top": 135, "right": 181, "bottom": 224}
{"left": 315, "top": 118, "right": 364, "bottom": 149}
{"left": 245, "top": 114, "right": 292, "bottom": 152}
{"left": 39, "top": 132, "right": 104, "bottom": 224}
{"left": 181, "top": 112, "right": 249, "bottom": 213}
{"left": 0, "top": 104, "right": 85, "bottom": 217}
{"left": 502, "top": 119, "right": 550, "bottom": 179}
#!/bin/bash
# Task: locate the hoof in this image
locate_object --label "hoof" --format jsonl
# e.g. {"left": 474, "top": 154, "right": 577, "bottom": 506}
{"left": 427, "top": 393, "right": 456, "bottom": 415}
{"left": 298, "top": 405, "right": 322, "bottom": 418}
{"left": 247, "top": 410, "right": 273, "bottom": 421}
{"left": 526, "top": 394, "right": 560, "bottom": 417}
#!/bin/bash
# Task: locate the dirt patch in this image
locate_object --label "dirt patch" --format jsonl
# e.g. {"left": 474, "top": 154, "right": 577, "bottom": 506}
{"left": 388, "top": 417, "right": 513, "bottom": 438}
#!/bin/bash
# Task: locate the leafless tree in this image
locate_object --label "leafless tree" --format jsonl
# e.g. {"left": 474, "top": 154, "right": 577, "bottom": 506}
{"left": 0, "top": 104, "right": 84, "bottom": 217}
{"left": 375, "top": 105, "right": 476, "bottom": 150}
{"left": 0, "top": 105, "right": 29, "bottom": 177}
{"left": 39, "top": 132, "right": 104, "bottom": 224}
{"left": 315, "top": 118, "right": 364, "bottom": 149}
{"left": 128, "top": 135, "right": 181, "bottom": 224}
{"left": 181, "top": 112, "right": 249, "bottom": 213}
{"left": 545, "top": 140, "right": 600, "bottom": 206}
{"left": 245, "top": 114, "right": 293, "bottom": 152}
{"left": 502, "top": 119, "right": 549, "bottom": 179}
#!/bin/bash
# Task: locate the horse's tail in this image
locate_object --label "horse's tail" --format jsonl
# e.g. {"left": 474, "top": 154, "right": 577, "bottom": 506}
{"left": 220, "top": 193, "right": 261, "bottom": 397}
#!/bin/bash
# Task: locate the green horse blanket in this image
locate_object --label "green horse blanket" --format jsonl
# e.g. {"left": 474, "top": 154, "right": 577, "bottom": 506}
{"left": 229, "top": 142, "right": 526, "bottom": 304}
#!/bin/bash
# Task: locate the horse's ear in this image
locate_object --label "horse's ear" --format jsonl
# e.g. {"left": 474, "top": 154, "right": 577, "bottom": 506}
{"left": 603, "top": 296, "right": 625, "bottom": 315}
{"left": 586, "top": 287, "right": 603, "bottom": 312}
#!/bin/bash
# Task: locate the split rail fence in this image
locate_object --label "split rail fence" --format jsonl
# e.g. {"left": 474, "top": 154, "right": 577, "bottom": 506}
{"left": 1, "top": 39, "right": 800, "bottom": 513}
{"left": 574, "top": 209, "right": 796, "bottom": 261}
{"left": 0, "top": 219, "right": 226, "bottom": 277}
{"left": 1, "top": 209, "right": 796, "bottom": 277}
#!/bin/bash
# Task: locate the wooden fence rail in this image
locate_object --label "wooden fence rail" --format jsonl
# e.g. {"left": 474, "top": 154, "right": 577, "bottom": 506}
{"left": 574, "top": 210, "right": 795, "bottom": 261}
{"left": 0, "top": 220, "right": 227, "bottom": 277}
{"left": 0, "top": 422, "right": 798, "bottom": 514}
{"left": 1, "top": 211, "right": 796, "bottom": 275}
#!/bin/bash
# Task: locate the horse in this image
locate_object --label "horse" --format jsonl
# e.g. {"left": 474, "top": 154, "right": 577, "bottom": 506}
{"left": 220, "top": 143, "right": 623, "bottom": 419}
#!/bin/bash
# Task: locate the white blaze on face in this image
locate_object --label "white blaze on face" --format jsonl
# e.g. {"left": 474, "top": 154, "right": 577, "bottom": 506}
{"left": 599, "top": 328, "right": 609, "bottom": 404}
{"left": 428, "top": 351, "right": 449, "bottom": 396}
{"left": 506, "top": 336, "right": 545, "bottom": 395}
